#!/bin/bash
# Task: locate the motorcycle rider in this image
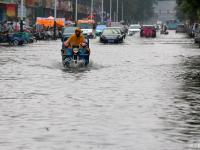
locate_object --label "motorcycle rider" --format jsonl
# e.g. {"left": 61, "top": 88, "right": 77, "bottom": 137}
{"left": 64, "top": 27, "right": 87, "bottom": 48}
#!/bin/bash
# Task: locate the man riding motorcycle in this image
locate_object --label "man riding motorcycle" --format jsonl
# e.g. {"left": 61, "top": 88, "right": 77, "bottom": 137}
{"left": 64, "top": 27, "right": 87, "bottom": 48}
{"left": 62, "top": 27, "right": 90, "bottom": 66}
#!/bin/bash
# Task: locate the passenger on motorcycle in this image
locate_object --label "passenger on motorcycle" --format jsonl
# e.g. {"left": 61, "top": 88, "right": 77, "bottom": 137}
{"left": 64, "top": 28, "right": 87, "bottom": 48}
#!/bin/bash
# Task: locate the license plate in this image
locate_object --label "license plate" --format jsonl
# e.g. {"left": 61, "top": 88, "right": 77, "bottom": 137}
{"left": 108, "top": 40, "right": 114, "bottom": 43}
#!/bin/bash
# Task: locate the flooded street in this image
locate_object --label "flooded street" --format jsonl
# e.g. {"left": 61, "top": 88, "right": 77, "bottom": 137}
{"left": 1, "top": 31, "right": 200, "bottom": 150}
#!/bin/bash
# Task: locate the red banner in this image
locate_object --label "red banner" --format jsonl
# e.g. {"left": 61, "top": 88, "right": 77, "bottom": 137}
{"left": 6, "top": 4, "right": 16, "bottom": 17}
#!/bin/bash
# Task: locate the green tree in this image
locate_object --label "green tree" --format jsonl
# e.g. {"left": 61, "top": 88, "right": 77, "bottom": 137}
{"left": 176, "top": 0, "right": 200, "bottom": 22}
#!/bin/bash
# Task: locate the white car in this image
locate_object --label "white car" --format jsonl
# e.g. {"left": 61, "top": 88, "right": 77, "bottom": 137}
{"left": 77, "top": 23, "right": 95, "bottom": 38}
{"left": 128, "top": 24, "right": 141, "bottom": 35}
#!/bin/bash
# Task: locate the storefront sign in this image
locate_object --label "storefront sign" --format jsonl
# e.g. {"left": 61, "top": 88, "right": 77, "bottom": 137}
{"left": 18, "top": 5, "right": 26, "bottom": 18}
{"left": 6, "top": 4, "right": 16, "bottom": 17}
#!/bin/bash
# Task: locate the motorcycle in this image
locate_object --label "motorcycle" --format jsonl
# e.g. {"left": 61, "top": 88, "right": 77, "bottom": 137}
{"left": 61, "top": 45, "right": 90, "bottom": 68}
{"left": 160, "top": 30, "right": 169, "bottom": 35}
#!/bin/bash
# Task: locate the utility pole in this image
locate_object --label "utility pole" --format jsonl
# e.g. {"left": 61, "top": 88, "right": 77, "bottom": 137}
{"left": 110, "top": 0, "right": 112, "bottom": 21}
{"left": 54, "top": 0, "right": 57, "bottom": 40}
{"left": 117, "top": 0, "right": 118, "bottom": 22}
{"left": 101, "top": 0, "right": 104, "bottom": 22}
{"left": 75, "top": 0, "right": 78, "bottom": 22}
{"left": 114, "top": 12, "right": 116, "bottom": 22}
{"left": 20, "top": 0, "right": 23, "bottom": 32}
{"left": 122, "top": 0, "right": 124, "bottom": 21}
{"left": 91, "top": 0, "right": 94, "bottom": 19}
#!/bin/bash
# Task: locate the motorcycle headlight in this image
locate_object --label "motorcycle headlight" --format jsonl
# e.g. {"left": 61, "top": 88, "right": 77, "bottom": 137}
{"left": 73, "top": 48, "right": 79, "bottom": 53}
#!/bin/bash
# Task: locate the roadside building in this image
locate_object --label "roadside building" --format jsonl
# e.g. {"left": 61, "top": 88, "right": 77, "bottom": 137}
{"left": 154, "top": 0, "right": 177, "bottom": 23}
{"left": 26, "top": 0, "right": 73, "bottom": 25}
{"left": 0, "top": 0, "right": 99, "bottom": 25}
{"left": 0, "top": 0, "right": 17, "bottom": 22}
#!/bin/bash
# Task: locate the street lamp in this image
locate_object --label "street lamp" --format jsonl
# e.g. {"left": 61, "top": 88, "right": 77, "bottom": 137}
{"left": 54, "top": 0, "right": 57, "bottom": 40}
{"left": 20, "top": 0, "right": 23, "bottom": 32}
{"left": 91, "top": 0, "right": 94, "bottom": 20}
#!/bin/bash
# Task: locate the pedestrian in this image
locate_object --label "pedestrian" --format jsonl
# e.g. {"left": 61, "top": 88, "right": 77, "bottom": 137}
{"left": 8, "top": 22, "right": 14, "bottom": 33}
{"left": 3, "top": 21, "right": 8, "bottom": 33}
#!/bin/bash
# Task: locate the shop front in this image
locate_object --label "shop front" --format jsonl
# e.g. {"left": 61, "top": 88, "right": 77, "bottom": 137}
{"left": 0, "top": 1, "right": 17, "bottom": 22}
{"left": 0, "top": 3, "right": 6, "bottom": 22}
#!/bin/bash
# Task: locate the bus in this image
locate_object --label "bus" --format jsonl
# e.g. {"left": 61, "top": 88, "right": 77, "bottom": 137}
{"left": 166, "top": 20, "right": 179, "bottom": 30}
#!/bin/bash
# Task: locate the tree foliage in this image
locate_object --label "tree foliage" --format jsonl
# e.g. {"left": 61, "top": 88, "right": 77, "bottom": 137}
{"left": 103, "top": 0, "right": 156, "bottom": 23}
{"left": 176, "top": 0, "right": 200, "bottom": 22}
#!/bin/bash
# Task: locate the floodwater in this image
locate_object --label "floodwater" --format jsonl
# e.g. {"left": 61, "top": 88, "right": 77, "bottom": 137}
{"left": 0, "top": 31, "right": 200, "bottom": 150}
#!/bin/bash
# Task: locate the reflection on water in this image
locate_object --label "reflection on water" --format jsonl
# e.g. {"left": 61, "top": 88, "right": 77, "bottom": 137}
{"left": 0, "top": 31, "right": 200, "bottom": 150}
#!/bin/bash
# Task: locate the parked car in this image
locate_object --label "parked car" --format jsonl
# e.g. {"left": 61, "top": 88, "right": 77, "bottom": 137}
{"left": 194, "top": 29, "right": 200, "bottom": 46}
{"left": 128, "top": 24, "right": 141, "bottom": 36}
{"left": 95, "top": 25, "right": 107, "bottom": 36}
{"left": 100, "top": 28, "right": 124, "bottom": 43}
{"left": 140, "top": 25, "right": 156, "bottom": 38}
{"left": 192, "top": 23, "right": 200, "bottom": 38}
{"left": 176, "top": 24, "right": 186, "bottom": 33}
{"left": 195, "top": 35, "right": 200, "bottom": 48}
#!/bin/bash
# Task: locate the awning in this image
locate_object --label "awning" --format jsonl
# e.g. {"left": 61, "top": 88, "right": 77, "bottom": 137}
{"left": 36, "top": 16, "right": 65, "bottom": 27}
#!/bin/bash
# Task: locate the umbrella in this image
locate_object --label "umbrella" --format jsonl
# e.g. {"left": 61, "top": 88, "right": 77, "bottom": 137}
{"left": 87, "top": 15, "right": 95, "bottom": 19}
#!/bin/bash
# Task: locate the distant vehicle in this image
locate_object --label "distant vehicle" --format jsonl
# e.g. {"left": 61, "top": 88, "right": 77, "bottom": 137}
{"left": 109, "top": 27, "right": 126, "bottom": 39}
{"left": 176, "top": 24, "right": 186, "bottom": 33}
{"left": 61, "top": 27, "right": 76, "bottom": 42}
{"left": 34, "top": 31, "right": 47, "bottom": 41}
{"left": 140, "top": 25, "right": 156, "bottom": 38}
{"left": 160, "top": 25, "right": 169, "bottom": 35}
{"left": 160, "top": 30, "right": 169, "bottom": 35}
{"left": 166, "top": 20, "right": 178, "bottom": 30}
{"left": 195, "top": 34, "right": 200, "bottom": 46}
{"left": 100, "top": 28, "right": 124, "bottom": 43}
{"left": 77, "top": 20, "right": 95, "bottom": 39}
{"left": 194, "top": 29, "right": 200, "bottom": 46}
{"left": 95, "top": 25, "right": 107, "bottom": 36}
{"left": 110, "top": 22, "right": 123, "bottom": 27}
{"left": 193, "top": 23, "right": 200, "bottom": 38}
{"left": 128, "top": 24, "right": 141, "bottom": 36}
{"left": 0, "top": 33, "right": 24, "bottom": 45}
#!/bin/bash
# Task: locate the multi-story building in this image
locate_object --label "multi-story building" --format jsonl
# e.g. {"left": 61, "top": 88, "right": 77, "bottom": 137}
{"left": 154, "top": 0, "right": 177, "bottom": 23}
{"left": 25, "top": 0, "right": 73, "bottom": 25}
{"left": 0, "top": 0, "right": 101, "bottom": 24}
